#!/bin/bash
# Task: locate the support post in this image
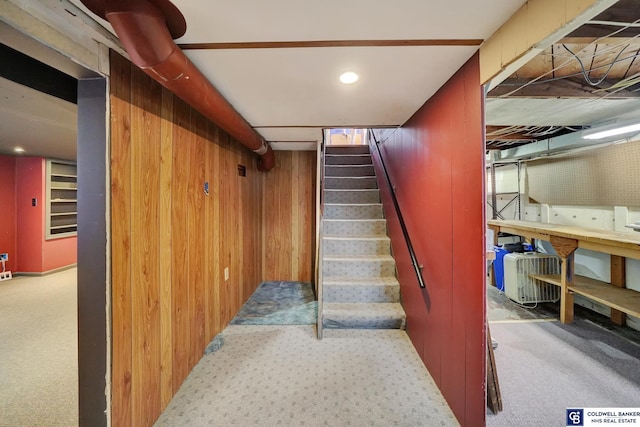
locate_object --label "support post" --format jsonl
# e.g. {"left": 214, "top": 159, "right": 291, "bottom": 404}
{"left": 610, "top": 255, "right": 626, "bottom": 326}
{"left": 550, "top": 236, "right": 578, "bottom": 324}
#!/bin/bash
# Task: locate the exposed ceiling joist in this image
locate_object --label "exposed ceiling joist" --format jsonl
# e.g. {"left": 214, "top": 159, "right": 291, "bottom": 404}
{"left": 486, "top": 126, "right": 539, "bottom": 141}
{"left": 566, "top": 0, "right": 640, "bottom": 39}
{"left": 488, "top": 77, "right": 640, "bottom": 98}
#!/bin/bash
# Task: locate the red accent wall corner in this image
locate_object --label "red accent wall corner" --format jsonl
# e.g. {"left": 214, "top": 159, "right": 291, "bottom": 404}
{"left": 0, "top": 156, "right": 18, "bottom": 272}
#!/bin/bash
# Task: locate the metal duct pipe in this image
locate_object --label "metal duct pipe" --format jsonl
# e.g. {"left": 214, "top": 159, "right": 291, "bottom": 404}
{"left": 81, "top": 0, "right": 275, "bottom": 171}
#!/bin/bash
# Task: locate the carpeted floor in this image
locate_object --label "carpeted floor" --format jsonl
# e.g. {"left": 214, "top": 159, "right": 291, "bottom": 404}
{"left": 231, "top": 281, "right": 317, "bottom": 325}
{"left": 0, "top": 268, "right": 78, "bottom": 427}
{"left": 155, "top": 325, "right": 458, "bottom": 426}
{"left": 487, "top": 317, "right": 640, "bottom": 427}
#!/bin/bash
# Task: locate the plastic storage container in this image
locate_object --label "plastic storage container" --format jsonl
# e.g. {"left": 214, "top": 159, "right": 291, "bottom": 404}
{"left": 493, "top": 246, "right": 509, "bottom": 291}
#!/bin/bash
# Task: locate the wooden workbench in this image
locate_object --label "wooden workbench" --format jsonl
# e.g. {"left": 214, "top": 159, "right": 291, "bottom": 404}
{"left": 487, "top": 219, "right": 640, "bottom": 324}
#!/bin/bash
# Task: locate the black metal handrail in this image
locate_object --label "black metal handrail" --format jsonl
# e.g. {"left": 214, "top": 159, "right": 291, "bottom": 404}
{"left": 369, "top": 130, "right": 426, "bottom": 289}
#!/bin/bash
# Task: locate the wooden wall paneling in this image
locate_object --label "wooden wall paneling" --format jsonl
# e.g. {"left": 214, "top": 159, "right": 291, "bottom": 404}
{"left": 159, "top": 87, "right": 174, "bottom": 408}
{"left": 241, "top": 148, "right": 251, "bottom": 300}
{"left": 109, "top": 52, "right": 133, "bottom": 427}
{"left": 260, "top": 151, "right": 316, "bottom": 283}
{"left": 225, "top": 134, "right": 236, "bottom": 322}
{"left": 291, "top": 153, "right": 300, "bottom": 280}
{"left": 110, "top": 52, "right": 270, "bottom": 426}
{"left": 253, "top": 155, "right": 263, "bottom": 289}
{"left": 203, "top": 122, "right": 214, "bottom": 341}
{"left": 190, "top": 112, "right": 207, "bottom": 364}
{"left": 231, "top": 144, "right": 244, "bottom": 310}
{"left": 220, "top": 131, "right": 232, "bottom": 326}
{"left": 302, "top": 152, "right": 316, "bottom": 282}
{"left": 249, "top": 151, "right": 259, "bottom": 297}
{"left": 171, "top": 98, "right": 191, "bottom": 392}
{"left": 234, "top": 143, "right": 244, "bottom": 306}
{"left": 130, "top": 69, "right": 162, "bottom": 426}
{"left": 209, "top": 125, "right": 222, "bottom": 337}
{"left": 262, "top": 152, "right": 276, "bottom": 279}
{"left": 232, "top": 144, "right": 242, "bottom": 312}
{"left": 279, "top": 153, "right": 293, "bottom": 279}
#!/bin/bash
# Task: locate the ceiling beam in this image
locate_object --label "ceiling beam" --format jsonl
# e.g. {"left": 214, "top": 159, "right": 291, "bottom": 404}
{"left": 488, "top": 77, "right": 640, "bottom": 98}
{"left": 560, "top": 36, "right": 640, "bottom": 43}
{"left": 485, "top": 126, "right": 538, "bottom": 141}
{"left": 178, "top": 39, "right": 483, "bottom": 50}
{"left": 566, "top": 0, "right": 640, "bottom": 39}
{"left": 480, "top": 0, "right": 619, "bottom": 88}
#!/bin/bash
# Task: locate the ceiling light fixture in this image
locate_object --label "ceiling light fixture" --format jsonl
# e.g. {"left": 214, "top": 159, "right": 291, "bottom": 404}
{"left": 339, "top": 71, "right": 359, "bottom": 84}
{"left": 13, "top": 147, "right": 25, "bottom": 153}
{"left": 583, "top": 122, "right": 640, "bottom": 140}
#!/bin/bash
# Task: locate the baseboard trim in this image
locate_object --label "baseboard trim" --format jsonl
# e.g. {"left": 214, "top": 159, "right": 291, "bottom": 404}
{"left": 14, "top": 263, "right": 77, "bottom": 277}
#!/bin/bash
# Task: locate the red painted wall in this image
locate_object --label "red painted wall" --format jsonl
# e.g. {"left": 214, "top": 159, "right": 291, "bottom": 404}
{"left": 43, "top": 236, "right": 77, "bottom": 272}
{"left": 370, "top": 54, "right": 486, "bottom": 426}
{"left": 0, "top": 156, "right": 17, "bottom": 272}
{"left": 16, "top": 157, "right": 46, "bottom": 272}
{"left": 13, "top": 157, "right": 77, "bottom": 273}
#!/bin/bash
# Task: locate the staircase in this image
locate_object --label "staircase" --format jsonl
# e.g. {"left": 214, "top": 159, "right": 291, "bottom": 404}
{"left": 321, "top": 145, "right": 406, "bottom": 330}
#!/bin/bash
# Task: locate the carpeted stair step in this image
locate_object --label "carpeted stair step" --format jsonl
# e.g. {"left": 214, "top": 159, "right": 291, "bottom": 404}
{"left": 324, "top": 203, "right": 383, "bottom": 220}
{"left": 323, "top": 255, "right": 395, "bottom": 277}
{"left": 325, "top": 145, "right": 370, "bottom": 155}
{"left": 325, "top": 176, "right": 378, "bottom": 189}
{"left": 325, "top": 164, "right": 375, "bottom": 177}
{"left": 323, "top": 236, "right": 390, "bottom": 256}
{"left": 325, "top": 154, "right": 373, "bottom": 165}
{"left": 323, "top": 277, "right": 400, "bottom": 303}
{"left": 323, "top": 219, "right": 388, "bottom": 236}
{"left": 322, "top": 302, "right": 406, "bottom": 329}
{"left": 324, "top": 189, "right": 380, "bottom": 204}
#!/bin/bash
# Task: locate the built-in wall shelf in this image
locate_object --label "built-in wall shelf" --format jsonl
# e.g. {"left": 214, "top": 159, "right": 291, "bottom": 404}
{"left": 46, "top": 160, "right": 77, "bottom": 239}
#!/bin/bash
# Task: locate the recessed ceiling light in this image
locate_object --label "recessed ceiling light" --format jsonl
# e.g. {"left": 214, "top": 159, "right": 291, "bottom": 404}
{"left": 339, "top": 71, "right": 359, "bottom": 84}
{"left": 14, "top": 147, "right": 25, "bottom": 153}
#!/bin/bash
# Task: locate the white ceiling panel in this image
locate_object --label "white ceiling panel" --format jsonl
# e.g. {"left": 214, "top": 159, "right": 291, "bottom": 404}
{"left": 186, "top": 46, "right": 478, "bottom": 129}
{"left": 0, "top": 77, "right": 77, "bottom": 160}
{"left": 173, "top": 0, "right": 527, "bottom": 43}
{"left": 255, "top": 127, "right": 324, "bottom": 143}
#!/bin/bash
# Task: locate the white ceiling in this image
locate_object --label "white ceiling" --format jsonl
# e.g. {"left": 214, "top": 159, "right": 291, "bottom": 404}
{"left": 174, "top": 0, "right": 524, "bottom": 43}
{"left": 0, "top": 76, "right": 77, "bottom": 160}
{"left": 2, "top": 0, "right": 529, "bottom": 157}
{"left": 170, "top": 0, "right": 527, "bottom": 146}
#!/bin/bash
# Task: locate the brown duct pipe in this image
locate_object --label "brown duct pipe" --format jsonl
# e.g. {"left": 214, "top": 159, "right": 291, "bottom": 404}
{"left": 81, "top": 0, "right": 275, "bottom": 171}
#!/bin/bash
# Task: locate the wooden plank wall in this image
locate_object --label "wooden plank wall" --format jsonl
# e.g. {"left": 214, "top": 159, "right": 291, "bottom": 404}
{"left": 110, "top": 52, "right": 264, "bottom": 426}
{"left": 262, "top": 151, "right": 317, "bottom": 283}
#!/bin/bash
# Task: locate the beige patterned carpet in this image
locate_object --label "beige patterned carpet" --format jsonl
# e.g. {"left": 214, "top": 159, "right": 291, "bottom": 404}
{"left": 0, "top": 269, "right": 78, "bottom": 427}
{"left": 155, "top": 325, "right": 458, "bottom": 426}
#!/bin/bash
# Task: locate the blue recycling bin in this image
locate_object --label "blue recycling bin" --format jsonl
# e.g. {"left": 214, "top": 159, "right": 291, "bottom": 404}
{"left": 493, "top": 246, "right": 508, "bottom": 291}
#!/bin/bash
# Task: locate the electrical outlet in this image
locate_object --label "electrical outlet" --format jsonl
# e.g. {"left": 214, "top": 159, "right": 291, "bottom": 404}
{"left": 224, "top": 267, "right": 229, "bottom": 281}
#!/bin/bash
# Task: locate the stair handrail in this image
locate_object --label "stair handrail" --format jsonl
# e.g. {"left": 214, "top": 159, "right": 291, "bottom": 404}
{"left": 369, "top": 130, "right": 426, "bottom": 289}
{"left": 315, "top": 131, "right": 327, "bottom": 339}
